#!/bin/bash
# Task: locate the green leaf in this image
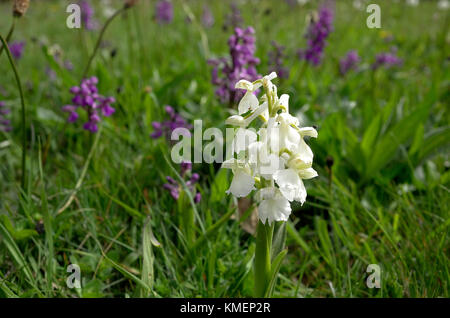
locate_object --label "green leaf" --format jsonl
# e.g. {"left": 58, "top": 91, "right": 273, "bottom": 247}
{"left": 366, "top": 104, "right": 430, "bottom": 181}
{"left": 408, "top": 123, "right": 425, "bottom": 157}
{"left": 210, "top": 168, "right": 229, "bottom": 204}
{"left": 271, "top": 222, "right": 286, "bottom": 262}
{"left": 101, "top": 190, "right": 145, "bottom": 220}
{"left": 417, "top": 126, "right": 450, "bottom": 163}
{"left": 361, "top": 114, "right": 382, "bottom": 158}
{"left": 39, "top": 143, "right": 54, "bottom": 296}
{"left": 286, "top": 221, "right": 311, "bottom": 254}
{"left": 140, "top": 217, "right": 156, "bottom": 297}
{"left": 102, "top": 249, "right": 152, "bottom": 294}
{"left": 265, "top": 249, "right": 287, "bottom": 298}
{"left": 0, "top": 223, "right": 40, "bottom": 294}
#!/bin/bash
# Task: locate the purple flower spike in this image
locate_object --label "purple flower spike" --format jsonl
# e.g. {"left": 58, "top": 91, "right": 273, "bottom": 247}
{"left": 151, "top": 105, "right": 192, "bottom": 141}
{"left": 79, "top": 0, "right": 98, "bottom": 30}
{"left": 166, "top": 176, "right": 177, "bottom": 184}
{"left": 194, "top": 192, "right": 201, "bottom": 204}
{"left": 181, "top": 161, "right": 192, "bottom": 176}
{"left": 339, "top": 50, "right": 360, "bottom": 75}
{"left": 372, "top": 52, "right": 403, "bottom": 70}
{"left": 155, "top": 0, "right": 173, "bottom": 24}
{"left": 190, "top": 173, "right": 200, "bottom": 184}
{"left": 83, "top": 121, "right": 98, "bottom": 133}
{"left": 62, "top": 77, "right": 116, "bottom": 133}
{"left": 163, "top": 163, "right": 201, "bottom": 205}
{"left": 202, "top": 5, "right": 214, "bottom": 28}
{"left": 9, "top": 41, "right": 25, "bottom": 60}
{"left": 209, "top": 26, "right": 260, "bottom": 105}
{"left": 68, "top": 111, "right": 79, "bottom": 123}
{"left": 298, "top": 5, "right": 334, "bottom": 66}
{"left": 163, "top": 183, "right": 180, "bottom": 200}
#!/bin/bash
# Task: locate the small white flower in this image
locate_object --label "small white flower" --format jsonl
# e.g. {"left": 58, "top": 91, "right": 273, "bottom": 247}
{"left": 406, "top": 0, "right": 419, "bottom": 6}
{"left": 273, "top": 169, "right": 307, "bottom": 203}
{"left": 276, "top": 113, "right": 301, "bottom": 153}
{"left": 256, "top": 187, "right": 291, "bottom": 224}
{"left": 238, "top": 92, "right": 259, "bottom": 115}
{"left": 298, "top": 126, "right": 318, "bottom": 138}
{"left": 222, "top": 158, "right": 255, "bottom": 198}
{"left": 235, "top": 79, "right": 262, "bottom": 115}
{"left": 227, "top": 169, "right": 255, "bottom": 197}
{"left": 438, "top": 0, "right": 449, "bottom": 10}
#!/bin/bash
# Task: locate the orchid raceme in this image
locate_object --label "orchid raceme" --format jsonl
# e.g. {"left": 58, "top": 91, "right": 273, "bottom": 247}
{"left": 222, "top": 72, "right": 318, "bottom": 225}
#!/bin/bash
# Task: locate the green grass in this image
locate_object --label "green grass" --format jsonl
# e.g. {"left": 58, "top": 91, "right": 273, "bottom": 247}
{"left": 0, "top": 0, "right": 448, "bottom": 298}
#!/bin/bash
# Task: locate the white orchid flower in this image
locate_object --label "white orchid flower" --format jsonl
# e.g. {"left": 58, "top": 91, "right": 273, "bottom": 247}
{"left": 273, "top": 168, "right": 307, "bottom": 204}
{"left": 235, "top": 80, "right": 260, "bottom": 115}
{"left": 223, "top": 72, "right": 318, "bottom": 225}
{"left": 222, "top": 158, "right": 255, "bottom": 198}
{"left": 256, "top": 187, "right": 291, "bottom": 224}
{"left": 276, "top": 113, "right": 301, "bottom": 153}
{"left": 248, "top": 141, "right": 283, "bottom": 180}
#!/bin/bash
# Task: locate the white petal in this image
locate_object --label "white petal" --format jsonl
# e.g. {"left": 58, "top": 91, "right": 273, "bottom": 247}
{"left": 243, "top": 100, "right": 268, "bottom": 126}
{"left": 225, "top": 115, "right": 247, "bottom": 127}
{"left": 287, "top": 155, "right": 312, "bottom": 170}
{"left": 274, "top": 169, "right": 307, "bottom": 203}
{"left": 299, "top": 127, "right": 318, "bottom": 138}
{"left": 295, "top": 178, "right": 307, "bottom": 204}
{"left": 238, "top": 92, "right": 259, "bottom": 115}
{"left": 258, "top": 191, "right": 291, "bottom": 224}
{"left": 279, "top": 94, "right": 290, "bottom": 110}
{"left": 235, "top": 80, "right": 253, "bottom": 90}
{"left": 226, "top": 169, "right": 255, "bottom": 197}
{"left": 298, "top": 167, "right": 318, "bottom": 180}
{"left": 265, "top": 72, "right": 277, "bottom": 81}
{"left": 294, "top": 138, "right": 314, "bottom": 164}
{"left": 221, "top": 158, "right": 237, "bottom": 170}
{"left": 259, "top": 153, "right": 282, "bottom": 179}
{"left": 278, "top": 112, "right": 299, "bottom": 126}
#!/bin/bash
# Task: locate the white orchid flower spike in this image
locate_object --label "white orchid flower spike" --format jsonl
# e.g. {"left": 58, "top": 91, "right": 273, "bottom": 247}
{"left": 223, "top": 72, "right": 318, "bottom": 224}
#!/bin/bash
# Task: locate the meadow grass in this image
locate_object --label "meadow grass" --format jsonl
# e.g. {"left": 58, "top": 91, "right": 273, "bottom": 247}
{"left": 0, "top": 0, "right": 448, "bottom": 297}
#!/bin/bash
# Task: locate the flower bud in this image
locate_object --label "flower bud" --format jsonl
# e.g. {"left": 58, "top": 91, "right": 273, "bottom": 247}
{"left": 326, "top": 155, "right": 334, "bottom": 168}
{"left": 13, "top": 0, "right": 29, "bottom": 17}
{"left": 124, "top": 0, "right": 138, "bottom": 9}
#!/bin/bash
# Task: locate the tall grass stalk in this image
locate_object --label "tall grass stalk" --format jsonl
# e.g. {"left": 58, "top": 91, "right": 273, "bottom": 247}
{"left": 0, "top": 34, "right": 27, "bottom": 189}
{"left": 0, "top": 18, "right": 16, "bottom": 58}
{"left": 82, "top": 6, "right": 130, "bottom": 79}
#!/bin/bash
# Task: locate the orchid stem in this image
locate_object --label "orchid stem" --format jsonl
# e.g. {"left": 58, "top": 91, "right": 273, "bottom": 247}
{"left": 0, "top": 17, "right": 16, "bottom": 58}
{"left": 0, "top": 34, "right": 27, "bottom": 189}
{"left": 254, "top": 220, "right": 274, "bottom": 297}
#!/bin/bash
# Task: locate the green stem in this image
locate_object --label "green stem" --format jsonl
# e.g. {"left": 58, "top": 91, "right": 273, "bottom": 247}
{"left": 81, "top": 7, "right": 127, "bottom": 79}
{"left": 0, "top": 34, "right": 27, "bottom": 189}
{"left": 254, "top": 220, "right": 274, "bottom": 297}
{"left": 0, "top": 17, "right": 16, "bottom": 58}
